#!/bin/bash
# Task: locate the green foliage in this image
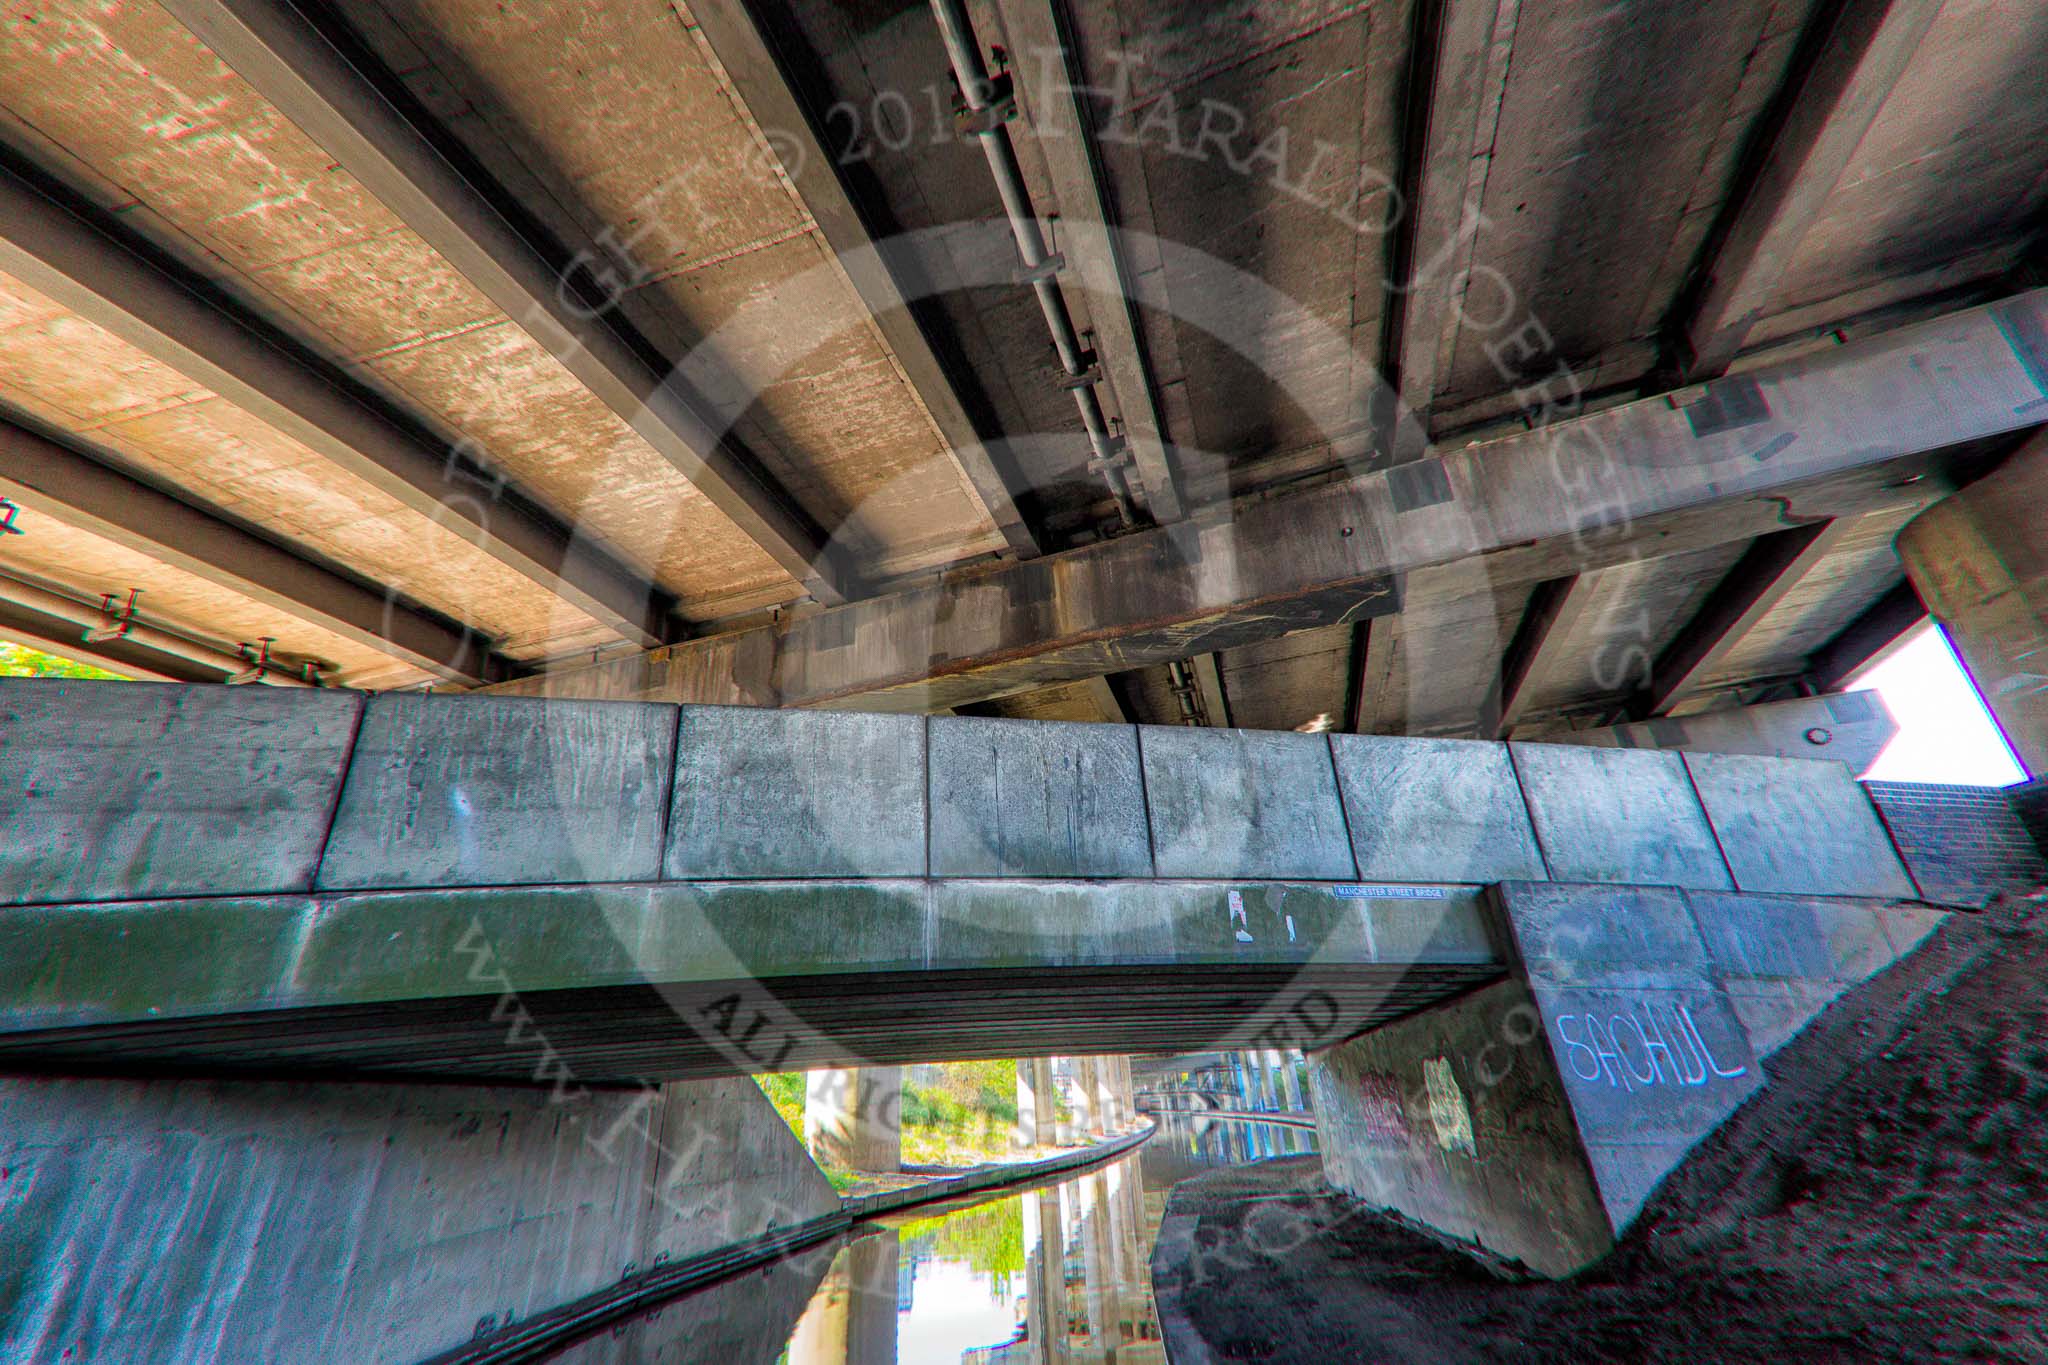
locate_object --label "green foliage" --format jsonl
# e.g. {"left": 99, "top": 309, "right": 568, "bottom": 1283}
{"left": 898, "top": 1059, "right": 1025, "bottom": 1164}
{"left": 898, "top": 1197, "right": 1026, "bottom": 1293}
{"left": 0, "top": 643, "right": 120, "bottom": 680}
{"left": 753, "top": 1071, "right": 806, "bottom": 1141}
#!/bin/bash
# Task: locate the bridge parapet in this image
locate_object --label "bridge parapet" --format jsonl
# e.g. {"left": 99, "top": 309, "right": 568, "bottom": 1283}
{"left": 0, "top": 679, "right": 2014, "bottom": 1084}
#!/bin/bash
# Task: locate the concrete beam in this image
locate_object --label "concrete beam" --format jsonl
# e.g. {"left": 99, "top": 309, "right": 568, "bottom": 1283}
{"left": 684, "top": 0, "right": 1040, "bottom": 559}
{"left": 1539, "top": 691, "right": 1900, "bottom": 775}
{"left": 1805, "top": 580, "right": 1926, "bottom": 693}
{"left": 0, "top": 585, "right": 227, "bottom": 684}
{"left": 0, "top": 157, "right": 669, "bottom": 651}
{"left": 489, "top": 289, "right": 2048, "bottom": 711}
{"left": 1634, "top": 520, "right": 1852, "bottom": 716}
{"left": 0, "top": 570, "right": 319, "bottom": 686}
{"left": 999, "top": 0, "right": 1185, "bottom": 521}
{"left": 1192, "top": 654, "right": 1232, "bottom": 729}
{"left": 1381, "top": 0, "right": 1518, "bottom": 447}
{"left": 1083, "top": 674, "right": 1129, "bottom": 723}
{"left": 162, "top": 0, "right": 854, "bottom": 605}
{"left": 1485, "top": 573, "right": 1603, "bottom": 738}
{"left": 1672, "top": 0, "right": 1945, "bottom": 379}
{"left": 0, "top": 880, "right": 1506, "bottom": 1080}
{"left": 0, "top": 417, "right": 519, "bottom": 686}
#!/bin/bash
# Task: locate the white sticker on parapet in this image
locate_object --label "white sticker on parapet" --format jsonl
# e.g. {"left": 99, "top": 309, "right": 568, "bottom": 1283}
{"left": 1229, "top": 889, "right": 1253, "bottom": 942}
{"left": 1423, "top": 1057, "right": 1477, "bottom": 1156}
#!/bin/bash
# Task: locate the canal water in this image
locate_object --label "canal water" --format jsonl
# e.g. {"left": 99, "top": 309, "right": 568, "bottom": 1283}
{"left": 542, "top": 1113, "right": 1314, "bottom": 1363}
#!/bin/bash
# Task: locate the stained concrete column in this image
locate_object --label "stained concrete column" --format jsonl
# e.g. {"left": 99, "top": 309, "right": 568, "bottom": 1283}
{"left": 1015, "top": 1057, "right": 1055, "bottom": 1148}
{"left": 1898, "top": 435, "right": 2047, "bottom": 775}
{"left": 805, "top": 1067, "right": 901, "bottom": 1174}
{"left": 1277, "top": 1050, "right": 1304, "bottom": 1111}
{"left": 1052, "top": 1059, "right": 1077, "bottom": 1144}
{"left": 1076, "top": 1057, "right": 1104, "bottom": 1138}
{"left": 1094, "top": 1056, "right": 1123, "bottom": 1131}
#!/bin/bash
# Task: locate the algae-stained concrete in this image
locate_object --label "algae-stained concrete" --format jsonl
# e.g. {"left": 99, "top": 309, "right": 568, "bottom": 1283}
{"left": 0, "top": 879, "right": 1506, "bottom": 1080}
{"left": 0, "top": 1072, "right": 834, "bottom": 1363}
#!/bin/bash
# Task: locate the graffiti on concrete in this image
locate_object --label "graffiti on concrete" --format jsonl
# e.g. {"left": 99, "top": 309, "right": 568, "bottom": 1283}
{"left": 1553, "top": 1001, "right": 1748, "bottom": 1091}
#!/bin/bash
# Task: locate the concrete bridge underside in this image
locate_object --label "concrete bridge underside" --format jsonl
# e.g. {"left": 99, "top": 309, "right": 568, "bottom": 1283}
{"left": 0, "top": 677, "right": 1970, "bottom": 1086}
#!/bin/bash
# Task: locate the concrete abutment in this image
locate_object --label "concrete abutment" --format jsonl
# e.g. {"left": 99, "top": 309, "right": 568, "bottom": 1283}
{"left": 1309, "top": 882, "right": 1951, "bottom": 1277}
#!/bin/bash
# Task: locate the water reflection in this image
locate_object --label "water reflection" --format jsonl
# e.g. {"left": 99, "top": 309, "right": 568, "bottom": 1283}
{"left": 784, "top": 1113, "right": 1313, "bottom": 1364}
{"left": 533, "top": 1114, "right": 1310, "bottom": 1363}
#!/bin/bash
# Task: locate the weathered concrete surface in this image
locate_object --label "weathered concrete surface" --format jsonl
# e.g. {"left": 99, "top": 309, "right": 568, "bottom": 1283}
{"left": 0, "top": 1071, "right": 834, "bottom": 1363}
{"left": 1510, "top": 744, "right": 1734, "bottom": 890}
{"left": 0, "top": 679, "right": 361, "bottom": 906}
{"left": 805, "top": 1066, "right": 902, "bottom": 1174}
{"left": 317, "top": 692, "right": 676, "bottom": 889}
{"left": 668, "top": 706, "right": 925, "bottom": 878}
{"left": 1686, "top": 889, "right": 1929, "bottom": 1058}
{"left": 1314, "top": 880, "right": 1949, "bottom": 1276}
{"left": 1139, "top": 726, "right": 1355, "bottom": 879}
{"left": 1684, "top": 751, "right": 1915, "bottom": 898}
{"left": 490, "top": 290, "right": 2048, "bottom": 715}
{"left": 1331, "top": 734, "right": 1549, "bottom": 883}
{"left": 929, "top": 716, "right": 1152, "bottom": 878}
{"left": 1310, "top": 978, "right": 1616, "bottom": 1278}
{"left": 1899, "top": 433, "right": 2048, "bottom": 776}
{"left": 1538, "top": 691, "right": 1899, "bottom": 774}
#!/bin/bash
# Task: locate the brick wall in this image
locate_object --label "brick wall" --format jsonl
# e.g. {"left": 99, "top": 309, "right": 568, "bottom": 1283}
{"left": 1863, "top": 781, "right": 2047, "bottom": 906}
{"left": 2011, "top": 780, "right": 2048, "bottom": 860}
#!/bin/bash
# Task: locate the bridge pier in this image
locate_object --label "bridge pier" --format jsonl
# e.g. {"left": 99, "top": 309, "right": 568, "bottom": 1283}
{"left": 804, "top": 1067, "right": 901, "bottom": 1174}
{"left": 1015, "top": 1056, "right": 1056, "bottom": 1148}
{"left": 1899, "top": 433, "right": 2048, "bottom": 774}
{"left": 1310, "top": 881, "right": 1948, "bottom": 1276}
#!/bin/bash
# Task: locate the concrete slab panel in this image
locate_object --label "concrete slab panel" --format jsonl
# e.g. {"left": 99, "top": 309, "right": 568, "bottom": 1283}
{"left": 1330, "top": 735, "right": 1548, "bottom": 883}
{"left": 0, "top": 1072, "right": 831, "bottom": 1363}
{"left": 1724, "top": 981, "right": 1847, "bottom": 1060}
{"left": 317, "top": 693, "right": 674, "bottom": 889}
{"left": 1491, "top": 882, "right": 1712, "bottom": 989}
{"left": 0, "top": 680, "right": 361, "bottom": 905}
{"left": 1139, "top": 727, "right": 1355, "bottom": 879}
{"left": 1510, "top": 744, "right": 1733, "bottom": 890}
{"left": 1879, "top": 904, "right": 1948, "bottom": 957}
{"left": 1685, "top": 890, "right": 1897, "bottom": 986}
{"left": 928, "top": 716, "right": 1150, "bottom": 877}
{"left": 1683, "top": 751, "right": 1915, "bottom": 898}
{"left": 929, "top": 881, "right": 1499, "bottom": 970}
{"left": 0, "top": 895, "right": 316, "bottom": 1029}
{"left": 666, "top": 706, "right": 924, "bottom": 878}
